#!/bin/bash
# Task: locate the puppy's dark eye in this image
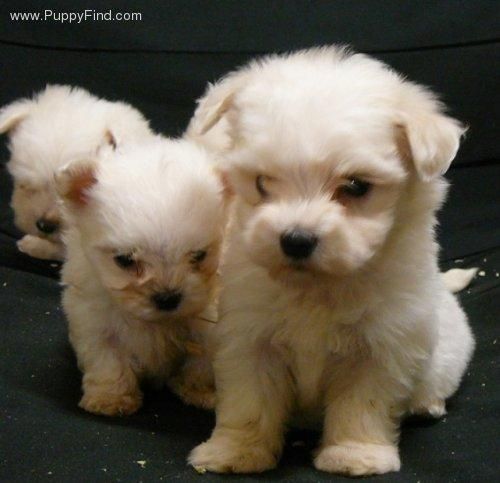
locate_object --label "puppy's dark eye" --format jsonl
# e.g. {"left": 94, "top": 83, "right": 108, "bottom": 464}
{"left": 114, "top": 253, "right": 135, "bottom": 269}
{"left": 256, "top": 175, "right": 268, "bottom": 198}
{"left": 190, "top": 250, "right": 207, "bottom": 264}
{"left": 113, "top": 252, "right": 143, "bottom": 276}
{"left": 339, "top": 178, "right": 372, "bottom": 198}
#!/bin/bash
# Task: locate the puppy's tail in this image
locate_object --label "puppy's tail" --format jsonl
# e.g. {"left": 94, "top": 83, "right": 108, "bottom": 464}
{"left": 442, "top": 268, "right": 478, "bottom": 293}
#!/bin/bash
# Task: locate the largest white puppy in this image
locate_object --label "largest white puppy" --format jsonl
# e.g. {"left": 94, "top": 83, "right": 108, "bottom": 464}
{"left": 188, "top": 47, "right": 474, "bottom": 475}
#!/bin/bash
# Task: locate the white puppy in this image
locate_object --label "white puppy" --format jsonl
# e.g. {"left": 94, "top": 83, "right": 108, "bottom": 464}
{"left": 57, "top": 137, "right": 228, "bottom": 416}
{"left": 0, "top": 85, "right": 152, "bottom": 260}
{"left": 188, "top": 47, "right": 474, "bottom": 475}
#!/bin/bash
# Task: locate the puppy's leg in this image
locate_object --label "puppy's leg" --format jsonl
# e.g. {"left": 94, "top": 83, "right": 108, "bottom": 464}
{"left": 189, "top": 344, "right": 292, "bottom": 473}
{"left": 17, "top": 234, "right": 64, "bottom": 260}
{"left": 79, "top": 354, "right": 142, "bottom": 417}
{"left": 64, "top": 288, "right": 142, "bottom": 417}
{"left": 169, "top": 319, "right": 217, "bottom": 409}
{"left": 315, "top": 363, "right": 402, "bottom": 476}
{"left": 168, "top": 349, "right": 216, "bottom": 410}
{"left": 410, "top": 290, "right": 474, "bottom": 417}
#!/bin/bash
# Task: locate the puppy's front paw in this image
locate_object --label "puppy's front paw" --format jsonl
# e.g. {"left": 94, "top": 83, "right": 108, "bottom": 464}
{"left": 172, "top": 380, "right": 216, "bottom": 410}
{"left": 169, "top": 371, "right": 216, "bottom": 410}
{"left": 169, "top": 354, "right": 216, "bottom": 410}
{"left": 314, "top": 442, "right": 400, "bottom": 476}
{"left": 189, "top": 436, "right": 277, "bottom": 474}
{"left": 17, "top": 235, "right": 62, "bottom": 260}
{"left": 79, "top": 391, "right": 142, "bottom": 417}
{"left": 17, "top": 235, "right": 45, "bottom": 257}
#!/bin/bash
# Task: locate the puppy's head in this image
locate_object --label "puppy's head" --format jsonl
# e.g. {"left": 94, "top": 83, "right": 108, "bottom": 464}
{"left": 193, "top": 48, "right": 465, "bottom": 288}
{"left": 56, "top": 138, "right": 227, "bottom": 323}
{"left": 0, "top": 85, "right": 152, "bottom": 243}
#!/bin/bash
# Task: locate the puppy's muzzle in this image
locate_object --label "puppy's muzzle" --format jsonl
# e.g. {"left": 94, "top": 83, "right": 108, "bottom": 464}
{"left": 36, "top": 217, "right": 60, "bottom": 235}
{"left": 151, "top": 290, "right": 183, "bottom": 312}
{"left": 280, "top": 229, "right": 318, "bottom": 260}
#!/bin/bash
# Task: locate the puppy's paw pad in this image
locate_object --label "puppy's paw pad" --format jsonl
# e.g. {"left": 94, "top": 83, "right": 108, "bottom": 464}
{"left": 79, "top": 392, "right": 142, "bottom": 417}
{"left": 410, "top": 398, "right": 446, "bottom": 418}
{"left": 314, "top": 443, "right": 400, "bottom": 476}
{"left": 189, "top": 439, "right": 276, "bottom": 474}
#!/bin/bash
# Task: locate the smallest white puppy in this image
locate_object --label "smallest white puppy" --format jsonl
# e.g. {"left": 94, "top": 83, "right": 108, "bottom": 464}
{"left": 57, "top": 137, "right": 227, "bottom": 416}
{"left": 0, "top": 85, "right": 152, "bottom": 260}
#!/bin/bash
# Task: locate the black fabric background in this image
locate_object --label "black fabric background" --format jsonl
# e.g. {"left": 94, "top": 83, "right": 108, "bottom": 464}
{"left": 0, "top": 2, "right": 498, "bottom": 482}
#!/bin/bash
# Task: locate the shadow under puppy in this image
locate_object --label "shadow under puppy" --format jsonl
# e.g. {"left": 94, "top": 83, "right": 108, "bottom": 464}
{"left": 0, "top": 85, "right": 152, "bottom": 261}
{"left": 56, "top": 137, "right": 228, "bottom": 416}
{"left": 188, "top": 47, "right": 475, "bottom": 475}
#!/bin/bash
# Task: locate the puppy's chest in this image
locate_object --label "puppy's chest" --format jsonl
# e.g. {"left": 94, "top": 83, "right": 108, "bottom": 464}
{"left": 271, "top": 307, "right": 361, "bottom": 414}
{"left": 115, "top": 321, "right": 184, "bottom": 378}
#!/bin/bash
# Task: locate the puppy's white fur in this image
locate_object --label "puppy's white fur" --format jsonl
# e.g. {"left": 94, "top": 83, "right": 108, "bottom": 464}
{"left": 0, "top": 85, "right": 152, "bottom": 260}
{"left": 58, "top": 137, "right": 227, "bottom": 416}
{"left": 187, "top": 47, "right": 474, "bottom": 475}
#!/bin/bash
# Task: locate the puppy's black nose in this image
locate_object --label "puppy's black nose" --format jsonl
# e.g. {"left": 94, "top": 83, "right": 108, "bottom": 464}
{"left": 280, "top": 229, "right": 318, "bottom": 260}
{"left": 151, "top": 291, "right": 183, "bottom": 312}
{"left": 36, "top": 218, "right": 59, "bottom": 234}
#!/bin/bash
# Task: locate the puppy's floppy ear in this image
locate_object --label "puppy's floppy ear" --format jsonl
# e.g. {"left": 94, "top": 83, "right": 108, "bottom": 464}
{"left": 396, "top": 84, "right": 466, "bottom": 181}
{"left": 191, "top": 84, "right": 236, "bottom": 137}
{"left": 55, "top": 160, "right": 97, "bottom": 207}
{"left": 0, "top": 99, "right": 33, "bottom": 134}
{"left": 187, "top": 70, "right": 250, "bottom": 142}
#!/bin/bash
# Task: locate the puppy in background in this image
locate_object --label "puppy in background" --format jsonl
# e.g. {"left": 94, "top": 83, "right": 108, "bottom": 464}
{"left": 56, "top": 137, "right": 228, "bottom": 416}
{"left": 0, "top": 85, "right": 152, "bottom": 260}
{"left": 188, "top": 47, "right": 475, "bottom": 475}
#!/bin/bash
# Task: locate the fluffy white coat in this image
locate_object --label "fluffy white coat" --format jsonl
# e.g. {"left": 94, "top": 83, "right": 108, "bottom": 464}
{"left": 0, "top": 85, "right": 152, "bottom": 260}
{"left": 187, "top": 47, "right": 475, "bottom": 475}
{"left": 58, "top": 137, "right": 227, "bottom": 416}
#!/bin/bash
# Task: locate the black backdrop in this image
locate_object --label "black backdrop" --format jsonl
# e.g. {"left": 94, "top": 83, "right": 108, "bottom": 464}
{"left": 0, "top": 2, "right": 499, "bottom": 482}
